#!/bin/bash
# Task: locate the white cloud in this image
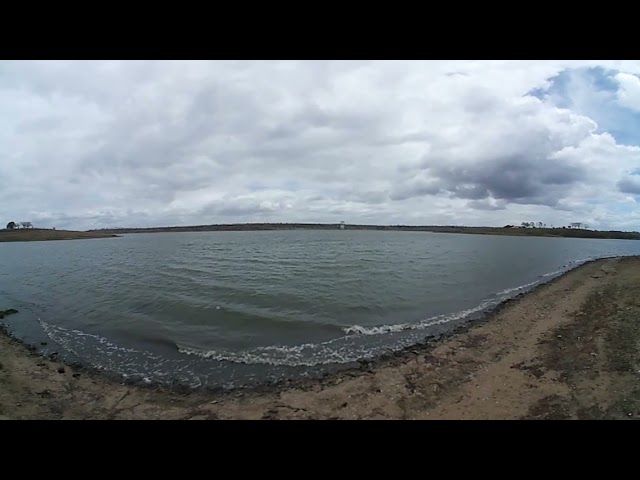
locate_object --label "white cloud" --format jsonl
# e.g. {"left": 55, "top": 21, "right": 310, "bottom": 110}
{"left": 615, "top": 72, "right": 640, "bottom": 111}
{"left": 1, "top": 60, "right": 640, "bottom": 231}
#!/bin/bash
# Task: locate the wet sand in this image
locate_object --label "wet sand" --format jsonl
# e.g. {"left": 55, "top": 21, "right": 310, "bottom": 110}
{"left": 2, "top": 256, "right": 640, "bottom": 420}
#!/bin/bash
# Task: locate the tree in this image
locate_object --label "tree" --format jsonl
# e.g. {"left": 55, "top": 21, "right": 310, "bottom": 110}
{"left": 537, "top": 222, "right": 543, "bottom": 228}
{"left": 6, "top": 221, "right": 16, "bottom": 229}
{"left": 20, "top": 221, "right": 32, "bottom": 229}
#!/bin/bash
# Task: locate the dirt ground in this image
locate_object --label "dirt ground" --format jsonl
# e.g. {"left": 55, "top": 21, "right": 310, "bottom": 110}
{"left": 2, "top": 256, "right": 640, "bottom": 420}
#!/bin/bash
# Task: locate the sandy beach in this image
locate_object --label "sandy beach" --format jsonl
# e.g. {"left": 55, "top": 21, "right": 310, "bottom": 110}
{"left": 1, "top": 255, "right": 640, "bottom": 420}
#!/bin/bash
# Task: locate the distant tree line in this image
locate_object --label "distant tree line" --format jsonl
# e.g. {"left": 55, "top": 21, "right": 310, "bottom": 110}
{"left": 513, "top": 222, "right": 588, "bottom": 229}
{"left": 519, "top": 222, "right": 548, "bottom": 228}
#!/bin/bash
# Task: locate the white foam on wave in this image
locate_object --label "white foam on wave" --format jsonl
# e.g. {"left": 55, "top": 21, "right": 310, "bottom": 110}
{"left": 38, "top": 318, "right": 206, "bottom": 386}
{"left": 39, "top": 315, "right": 375, "bottom": 368}
{"left": 342, "top": 296, "right": 498, "bottom": 337}
{"left": 496, "top": 279, "right": 541, "bottom": 296}
{"left": 540, "top": 269, "right": 565, "bottom": 278}
{"left": 543, "top": 254, "right": 621, "bottom": 277}
{"left": 177, "top": 335, "right": 375, "bottom": 367}
{"left": 343, "top": 324, "right": 406, "bottom": 335}
{"left": 569, "top": 256, "right": 596, "bottom": 265}
{"left": 40, "top": 319, "right": 138, "bottom": 355}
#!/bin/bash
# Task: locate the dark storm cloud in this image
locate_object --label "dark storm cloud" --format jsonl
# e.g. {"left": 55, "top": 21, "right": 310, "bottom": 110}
{"left": 428, "top": 154, "right": 587, "bottom": 206}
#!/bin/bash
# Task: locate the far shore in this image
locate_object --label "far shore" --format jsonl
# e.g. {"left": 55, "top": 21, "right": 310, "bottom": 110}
{"left": 95, "top": 223, "right": 640, "bottom": 241}
{"left": 2, "top": 255, "right": 640, "bottom": 419}
{"left": 2, "top": 223, "right": 638, "bottom": 243}
{"left": 0, "top": 229, "right": 119, "bottom": 243}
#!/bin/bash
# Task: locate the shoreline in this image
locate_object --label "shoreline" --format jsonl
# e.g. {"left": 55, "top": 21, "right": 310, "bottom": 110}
{"left": 0, "top": 229, "right": 119, "bottom": 243}
{"left": 2, "top": 255, "right": 640, "bottom": 419}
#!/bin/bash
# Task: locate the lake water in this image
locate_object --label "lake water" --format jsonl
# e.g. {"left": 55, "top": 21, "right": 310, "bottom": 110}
{"left": 1, "top": 230, "right": 639, "bottom": 389}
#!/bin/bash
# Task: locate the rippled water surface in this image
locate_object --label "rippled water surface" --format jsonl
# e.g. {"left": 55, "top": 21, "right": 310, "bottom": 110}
{"left": 2, "top": 230, "right": 639, "bottom": 388}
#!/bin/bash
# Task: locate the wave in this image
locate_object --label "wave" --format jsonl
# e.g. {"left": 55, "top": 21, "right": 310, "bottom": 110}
{"left": 568, "top": 257, "right": 594, "bottom": 265}
{"left": 343, "top": 297, "right": 497, "bottom": 337}
{"left": 176, "top": 340, "right": 363, "bottom": 367}
{"left": 40, "top": 319, "right": 139, "bottom": 355}
{"left": 495, "top": 279, "right": 541, "bottom": 296}
{"left": 178, "top": 297, "right": 504, "bottom": 364}
{"left": 540, "top": 269, "right": 564, "bottom": 278}
{"left": 39, "top": 318, "right": 207, "bottom": 387}
{"left": 343, "top": 324, "right": 406, "bottom": 335}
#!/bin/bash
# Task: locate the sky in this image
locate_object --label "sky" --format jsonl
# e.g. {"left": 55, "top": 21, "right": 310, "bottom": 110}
{"left": 2, "top": 60, "right": 640, "bottom": 231}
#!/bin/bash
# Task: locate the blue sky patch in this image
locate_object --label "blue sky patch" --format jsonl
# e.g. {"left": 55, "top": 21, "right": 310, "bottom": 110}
{"left": 529, "top": 67, "right": 640, "bottom": 147}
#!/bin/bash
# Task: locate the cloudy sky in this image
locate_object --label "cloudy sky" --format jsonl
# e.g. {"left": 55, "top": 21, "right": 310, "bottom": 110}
{"left": 2, "top": 60, "right": 640, "bottom": 231}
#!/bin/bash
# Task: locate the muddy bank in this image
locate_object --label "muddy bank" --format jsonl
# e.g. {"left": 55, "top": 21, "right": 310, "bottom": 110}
{"left": 1, "top": 256, "right": 640, "bottom": 419}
